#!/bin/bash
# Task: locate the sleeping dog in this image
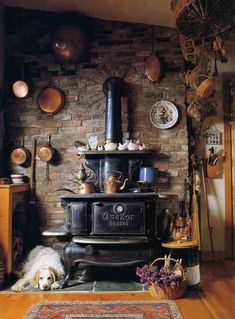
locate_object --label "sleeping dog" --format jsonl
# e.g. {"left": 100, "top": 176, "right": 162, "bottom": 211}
{"left": 11, "top": 245, "right": 65, "bottom": 292}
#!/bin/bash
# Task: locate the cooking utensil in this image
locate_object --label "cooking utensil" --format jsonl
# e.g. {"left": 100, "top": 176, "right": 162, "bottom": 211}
{"left": 103, "top": 170, "right": 128, "bottom": 194}
{"left": 12, "top": 63, "right": 29, "bottom": 98}
{"left": 51, "top": 25, "right": 86, "bottom": 65}
{"left": 43, "top": 162, "right": 52, "bottom": 185}
{"left": 56, "top": 180, "right": 96, "bottom": 195}
{"left": 72, "top": 164, "right": 91, "bottom": 182}
{"left": 77, "top": 181, "right": 96, "bottom": 194}
{"left": 10, "top": 137, "right": 31, "bottom": 165}
{"left": 145, "top": 26, "right": 161, "bottom": 83}
{"left": 139, "top": 167, "right": 156, "bottom": 184}
{"left": 38, "top": 134, "right": 55, "bottom": 162}
{"left": 38, "top": 86, "right": 66, "bottom": 115}
{"left": 12, "top": 80, "right": 29, "bottom": 99}
{"left": 38, "top": 135, "right": 55, "bottom": 185}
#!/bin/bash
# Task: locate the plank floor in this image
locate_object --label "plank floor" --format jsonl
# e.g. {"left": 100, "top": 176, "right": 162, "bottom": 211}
{"left": 0, "top": 260, "right": 234, "bottom": 319}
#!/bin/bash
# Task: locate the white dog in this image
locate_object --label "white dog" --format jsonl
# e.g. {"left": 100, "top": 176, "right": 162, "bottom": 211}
{"left": 11, "top": 245, "right": 65, "bottom": 292}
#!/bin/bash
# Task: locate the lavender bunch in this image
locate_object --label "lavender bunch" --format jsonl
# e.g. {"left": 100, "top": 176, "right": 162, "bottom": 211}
{"left": 136, "top": 264, "right": 183, "bottom": 288}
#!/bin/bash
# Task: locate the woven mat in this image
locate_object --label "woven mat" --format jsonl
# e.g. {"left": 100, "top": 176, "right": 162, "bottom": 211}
{"left": 24, "top": 300, "right": 184, "bottom": 319}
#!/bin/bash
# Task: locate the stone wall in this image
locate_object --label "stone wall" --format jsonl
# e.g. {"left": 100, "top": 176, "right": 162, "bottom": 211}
{"left": 3, "top": 9, "right": 188, "bottom": 231}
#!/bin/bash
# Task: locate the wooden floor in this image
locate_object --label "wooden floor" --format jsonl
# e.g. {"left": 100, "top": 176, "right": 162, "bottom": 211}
{"left": 0, "top": 260, "right": 234, "bottom": 319}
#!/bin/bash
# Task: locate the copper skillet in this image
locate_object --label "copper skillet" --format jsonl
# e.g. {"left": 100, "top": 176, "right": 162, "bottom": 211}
{"left": 145, "top": 26, "right": 162, "bottom": 83}
{"left": 38, "top": 86, "right": 66, "bottom": 115}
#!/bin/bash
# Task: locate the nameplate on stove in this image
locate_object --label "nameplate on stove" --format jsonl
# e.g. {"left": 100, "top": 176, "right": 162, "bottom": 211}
{"left": 92, "top": 202, "right": 145, "bottom": 235}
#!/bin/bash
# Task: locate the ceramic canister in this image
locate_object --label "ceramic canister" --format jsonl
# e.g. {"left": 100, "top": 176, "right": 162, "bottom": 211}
{"left": 139, "top": 167, "right": 156, "bottom": 184}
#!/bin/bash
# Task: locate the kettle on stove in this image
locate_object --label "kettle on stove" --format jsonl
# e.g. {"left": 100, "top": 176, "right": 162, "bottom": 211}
{"left": 103, "top": 170, "right": 128, "bottom": 194}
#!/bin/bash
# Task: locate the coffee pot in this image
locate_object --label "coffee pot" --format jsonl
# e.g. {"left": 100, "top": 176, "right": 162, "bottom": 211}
{"left": 73, "top": 164, "right": 91, "bottom": 182}
{"left": 103, "top": 171, "right": 128, "bottom": 194}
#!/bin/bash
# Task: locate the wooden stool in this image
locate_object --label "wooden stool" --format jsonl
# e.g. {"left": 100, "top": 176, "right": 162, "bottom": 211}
{"left": 161, "top": 240, "right": 200, "bottom": 286}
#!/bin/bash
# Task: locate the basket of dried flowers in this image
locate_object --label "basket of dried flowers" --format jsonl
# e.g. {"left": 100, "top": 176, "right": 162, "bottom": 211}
{"left": 136, "top": 255, "right": 187, "bottom": 300}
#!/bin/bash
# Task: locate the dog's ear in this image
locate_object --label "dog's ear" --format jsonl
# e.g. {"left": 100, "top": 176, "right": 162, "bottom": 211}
{"left": 48, "top": 267, "right": 58, "bottom": 282}
{"left": 33, "top": 270, "right": 40, "bottom": 288}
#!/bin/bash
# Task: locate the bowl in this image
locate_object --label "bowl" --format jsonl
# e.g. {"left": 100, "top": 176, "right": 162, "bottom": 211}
{"left": 11, "top": 174, "right": 24, "bottom": 184}
{"left": 11, "top": 174, "right": 24, "bottom": 178}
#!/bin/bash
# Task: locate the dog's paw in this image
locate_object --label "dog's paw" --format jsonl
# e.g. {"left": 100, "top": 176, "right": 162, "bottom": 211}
{"left": 11, "top": 279, "right": 29, "bottom": 292}
{"left": 51, "top": 282, "right": 61, "bottom": 290}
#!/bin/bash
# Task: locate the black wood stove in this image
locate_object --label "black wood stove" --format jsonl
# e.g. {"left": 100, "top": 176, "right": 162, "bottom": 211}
{"left": 43, "top": 77, "right": 159, "bottom": 288}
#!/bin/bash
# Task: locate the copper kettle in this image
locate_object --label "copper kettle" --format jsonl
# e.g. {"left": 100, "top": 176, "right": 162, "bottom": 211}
{"left": 103, "top": 171, "right": 128, "bottom": 194}
{"left": 56, "top": 180, "right": 96, "bottom": 195}
{"left": 76, "top": 181, "right": 96, "bottom": 194}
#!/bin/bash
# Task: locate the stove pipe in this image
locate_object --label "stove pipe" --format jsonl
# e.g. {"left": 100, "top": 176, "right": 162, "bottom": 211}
{"left": 103, "top": 77, "right": 125, "bottom": 143}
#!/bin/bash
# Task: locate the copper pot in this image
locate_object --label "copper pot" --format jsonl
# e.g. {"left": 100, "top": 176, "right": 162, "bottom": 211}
{"left": 10, "top": 138, "right": 31, "bottom": 165}
{"left": 103, "top": 171, "right": 128, "bottom": 194}
{"left": 56, "top": 181, "right": 96, "bottom": 195}
{"left": 51, "top": 25, "right": 86, "bottom": 64}
{"left": 145, "top": 54, "right": 161, "bottom": 82}
{"left": 38, "top": 134, "right": 55, "bottom": 162}
{"left": 77, "top": 181, "right": 96, "bottom": 194}
{"left": 12, "top": 80, "right": 29, "bottom": 98}
{"left": 38, "top": 86, "right": 66, "bottom": 115}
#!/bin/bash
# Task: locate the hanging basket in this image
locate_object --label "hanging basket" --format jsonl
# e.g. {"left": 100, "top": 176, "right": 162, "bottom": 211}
{"left": 0, "top": 246, "right": 5, "bottom": 289}
{"left": 148, "top": 257, "right": 187, "bottom": 300}
{"left": 171, "top": 0, "right": 232, "bottom": 39}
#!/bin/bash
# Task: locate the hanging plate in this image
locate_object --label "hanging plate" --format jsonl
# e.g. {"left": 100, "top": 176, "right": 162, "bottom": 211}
{"left": 150, "top": 100, "right": 179, "bottom": 129}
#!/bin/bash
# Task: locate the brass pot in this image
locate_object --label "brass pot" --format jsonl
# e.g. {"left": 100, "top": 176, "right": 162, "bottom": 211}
{"left": 77, "top": 181, "right": 96, "bottom": 194}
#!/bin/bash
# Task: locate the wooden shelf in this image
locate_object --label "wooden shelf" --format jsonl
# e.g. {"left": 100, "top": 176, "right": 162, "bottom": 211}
{"left": 0, "top": 183, "right": 30, "bottom": 274}
{"left": 0, "top": 183, "right": 29, "bottom": 192}
{"left": 77, "top": 150, "right": 153, "bottom": 156}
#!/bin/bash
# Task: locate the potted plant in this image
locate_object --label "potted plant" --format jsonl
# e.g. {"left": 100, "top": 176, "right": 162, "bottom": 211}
{"left": 136, "top": 255, "right": 187, "bottom": 299}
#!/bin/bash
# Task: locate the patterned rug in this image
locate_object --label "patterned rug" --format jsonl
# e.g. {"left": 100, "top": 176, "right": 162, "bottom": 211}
{"left": 24, "top": 300, "right": 184, "bottom": 319}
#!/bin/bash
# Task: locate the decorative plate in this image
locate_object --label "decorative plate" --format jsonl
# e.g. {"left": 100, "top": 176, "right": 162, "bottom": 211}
{"left": 150, "top": 100, "right": 179, "bottom": 129}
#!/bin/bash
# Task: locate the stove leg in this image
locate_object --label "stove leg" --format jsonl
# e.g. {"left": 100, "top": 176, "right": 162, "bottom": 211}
{"left": 61, "top": 260, "right": 73, "bottom": 288}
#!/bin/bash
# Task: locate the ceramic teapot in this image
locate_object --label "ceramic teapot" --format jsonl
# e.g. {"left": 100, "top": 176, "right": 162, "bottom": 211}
{"left": 103, "top": 171, "right": 128, "bottom": 193}
{"left": 104, "top": 140, "right": 117, "bottom": 151}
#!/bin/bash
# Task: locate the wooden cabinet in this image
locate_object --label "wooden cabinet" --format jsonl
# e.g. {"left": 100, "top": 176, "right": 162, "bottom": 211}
{"left": 0, "top": 184, "right": 29, "bottom": 274}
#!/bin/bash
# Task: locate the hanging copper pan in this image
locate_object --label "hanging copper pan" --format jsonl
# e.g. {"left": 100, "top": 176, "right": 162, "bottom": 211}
{"left": 38, "top": 86, "right": 66, "bottom": 115}
{"left": 145, "top": 26, "right": 162, "bottom": 83}
{"left": 38, "top": 134, "right": 55, "bottom": 162}
{"left": 10, "top": 137, "right": 31, "bottom": 165}
{"left": 145, "top": 54, "right": 161, "bottom": 82}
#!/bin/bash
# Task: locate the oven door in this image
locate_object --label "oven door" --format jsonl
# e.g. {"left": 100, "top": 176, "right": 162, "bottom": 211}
{"left": 92, "top": 202, "right": 145, "bottom": 235}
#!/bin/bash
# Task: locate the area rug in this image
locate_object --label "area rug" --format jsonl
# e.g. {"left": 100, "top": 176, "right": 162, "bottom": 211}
{"left": 24, "top": 300, "right": 184, "bottom": 319}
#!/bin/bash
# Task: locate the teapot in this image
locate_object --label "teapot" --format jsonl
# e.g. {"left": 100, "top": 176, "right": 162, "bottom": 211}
{"left": 76, "top": 181, "right": 96, "bottom": 194}
{"left": 104, "top": 140, "right": 117, "bottom": 151}
{"left": 56, "top": 180, "right": 96, "bottom": 195}
{"left": 103, "top": 171, "right": 128, "bottom": 194}
{"left": 73, "top": 164, "right": 91, "bottom": 182}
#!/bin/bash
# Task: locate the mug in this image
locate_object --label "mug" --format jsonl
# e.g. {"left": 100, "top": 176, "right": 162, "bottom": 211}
{"left": 139, "top": 167, "right": 156, "bottom": 184}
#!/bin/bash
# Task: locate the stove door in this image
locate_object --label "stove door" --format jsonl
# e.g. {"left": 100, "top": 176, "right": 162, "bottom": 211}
{"left": 92, "top": 202, "right": 145, "bottom": 235}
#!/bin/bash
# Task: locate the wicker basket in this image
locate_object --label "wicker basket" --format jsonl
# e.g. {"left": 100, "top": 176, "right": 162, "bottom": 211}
{"left": 148, "top": 257, "right": 187, "bottom": 300}
{"left": 0, "top": 246, "right": 5, "bottom": 289}
{"left": 171, "top": 0, "right": 232, "bottom": 39}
